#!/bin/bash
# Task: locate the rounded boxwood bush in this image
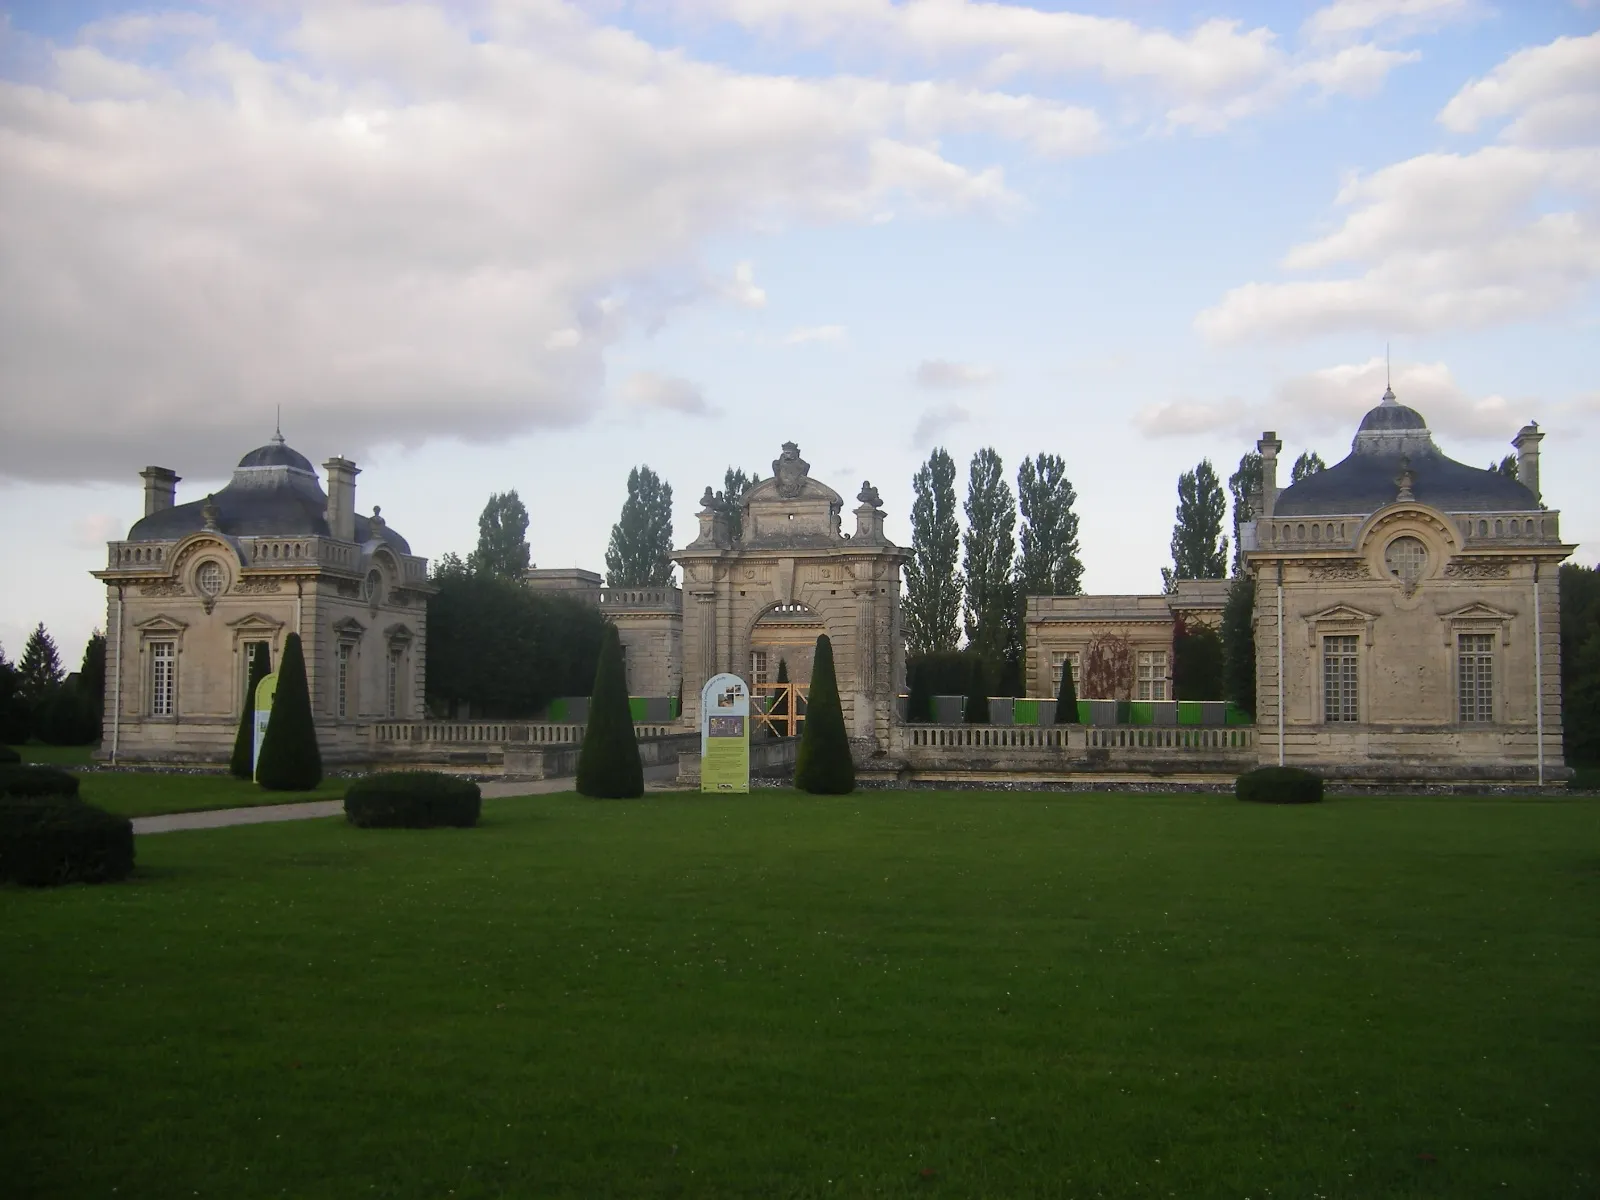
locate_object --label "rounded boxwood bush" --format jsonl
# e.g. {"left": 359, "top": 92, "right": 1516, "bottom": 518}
{"left": 0, "top": 796, "right": 134, "bottom": 887}
{"left": 1236, "top": 766, "right": 1324, "bottom": 804}
{"left": 344, "top": 771, "right": 482, "bottom": 829}
{"left": 0, "top": 763, "right": 80, "bottom": 800}
{"left": 0, "top": 745, "right": 20, "bottom": 765}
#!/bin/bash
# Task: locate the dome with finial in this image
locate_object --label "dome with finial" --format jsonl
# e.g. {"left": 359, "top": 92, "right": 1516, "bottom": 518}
{"left": 1356, "top": 384, "right": 1428, "bottom": 433}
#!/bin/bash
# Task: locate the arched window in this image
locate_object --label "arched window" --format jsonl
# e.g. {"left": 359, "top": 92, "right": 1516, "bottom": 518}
{"left": 196, "top": 561, "right": 225, "bottom": 597}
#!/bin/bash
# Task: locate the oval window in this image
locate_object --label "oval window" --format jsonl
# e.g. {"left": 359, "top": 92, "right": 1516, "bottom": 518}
{"left": 196, "top": 560, "right": 225, "bottom": 597}
{"left": 1384, "top": 536, "right": 1428, "bottom": 587}
{"left": 363, "top": 568, "right": 383, "bottom": 603}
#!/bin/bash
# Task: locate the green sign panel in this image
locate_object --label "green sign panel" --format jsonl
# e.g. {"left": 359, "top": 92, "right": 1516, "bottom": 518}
{"left": 252, "top": 671, "right": 279, "bottom": 780}
{"left": 700, "top": 673, "right": 750, "bottom": 793}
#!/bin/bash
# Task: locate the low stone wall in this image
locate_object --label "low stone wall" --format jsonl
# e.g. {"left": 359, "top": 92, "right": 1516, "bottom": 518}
{"left": 507, "top": 733, "right": 699, "bottom": 781}
{"left": 677, "top": 738, "right": 800, "bottom": 787}
{"left": 858, "top": 723, "right": 1257, "bottom": 785}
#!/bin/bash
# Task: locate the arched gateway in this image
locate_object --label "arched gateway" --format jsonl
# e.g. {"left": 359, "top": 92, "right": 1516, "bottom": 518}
{"left": 675, "top": 443, "right": 908, "bottom": 750}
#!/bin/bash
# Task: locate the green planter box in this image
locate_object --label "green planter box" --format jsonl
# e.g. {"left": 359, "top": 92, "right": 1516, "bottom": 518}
{"left": 1013, "top": 699, "right": 1040, "bottom": 726}
{"left": 1128, "top": 702, "right": 1154, "bottom": 726}
{"left": 1177, "top": 701, "right": 1204, "bottom": 726}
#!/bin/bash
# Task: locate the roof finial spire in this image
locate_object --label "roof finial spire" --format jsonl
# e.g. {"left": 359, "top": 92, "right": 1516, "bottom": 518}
{"left": 1381, "top": 342, "right": 1396, "bottom": 405}
{"left": 272, "top": 405, "right": 285, "bottom": 445}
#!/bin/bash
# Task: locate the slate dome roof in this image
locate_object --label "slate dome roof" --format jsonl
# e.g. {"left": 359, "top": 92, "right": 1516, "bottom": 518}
{"left": 1273, "top": 389, "right": 1539, "bottom": 518}
{"left": 124, "top": 435, "right": 412, "bottom": 552}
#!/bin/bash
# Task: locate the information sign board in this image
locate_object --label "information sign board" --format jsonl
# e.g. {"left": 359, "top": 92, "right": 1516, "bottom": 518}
{"left": 700, "top": 673, "right": 750, "bottom": 793}
{"left": 252, "top": 671, "right": 279, "bottom": 780}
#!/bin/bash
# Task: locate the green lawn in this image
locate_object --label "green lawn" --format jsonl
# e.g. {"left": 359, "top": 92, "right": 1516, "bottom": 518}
{"left": 74, "top": 770, "right": 347, "bottom": 817}
{"left": 2, "top": 791, "right": 1597, "bottom": 1199}
{"left": 16, "top": 742, "right": 96, "bottom": 767}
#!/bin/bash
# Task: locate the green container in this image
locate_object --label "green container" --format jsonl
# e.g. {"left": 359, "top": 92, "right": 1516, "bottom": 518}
{"left": 628, "top": 697, "right": 646, "bottom": 721}
{"left": 1013, "top": 698, "right": 1040, "bottom": 726}
{"left": 548, "top": 698, "right": 569, "bottom": 722}
{"left": 669, "top": 696, "right": 681, "bottom": 720}
{"left": 1128, "top": 702, "right": 1154, "bottom": 726}
{"left": 1225, "top": 703, "right": 1253, "bottom": 726}
{"left": 1077, "top": 700, "right": 1093, "bottom": 724}
{"left": 1177, "top": 701, "right": 1204, "bottom": 726}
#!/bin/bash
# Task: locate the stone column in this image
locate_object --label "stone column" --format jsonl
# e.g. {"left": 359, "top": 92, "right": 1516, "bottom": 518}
{"left": 853, "top": 581, "right": 876, "bottom": 740}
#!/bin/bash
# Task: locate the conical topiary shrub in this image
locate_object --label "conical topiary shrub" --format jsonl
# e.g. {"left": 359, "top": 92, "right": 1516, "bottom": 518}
{"left": 229, "top": 646, "right": 271, "bottom": 779}
{"left": 1053, "top": 656, "right": 1078, "bottom": 725}
{"left": 576, "top": 623, "right": 643, "bottom": 798}
{"left": 770, "top": 657, "right": 790, "bottom": 737}
{"left": 964, "top": 656, "right": 990, "bottom": 724}
{"left": 795, "top": 634, "right": 853, "bottom": 794}
{"left": 255, "top": 632, "right": 322, "bottom": 791}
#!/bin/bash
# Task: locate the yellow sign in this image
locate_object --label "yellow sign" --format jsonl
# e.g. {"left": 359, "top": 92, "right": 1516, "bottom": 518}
{"left": 700, "top": 673, "right": 750, "bottom": 793}
{"left": 253, "top": 671, "right": 279, "bottom": 779}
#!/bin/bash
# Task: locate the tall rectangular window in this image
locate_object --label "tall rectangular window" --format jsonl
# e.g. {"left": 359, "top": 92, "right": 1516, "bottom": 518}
{"left": 1322, "top": 635, "right": 1359, "bottom": 722}
{"left": 1458, "top": 633, "right": 1494, "bottom": 723}
{"left": 387, "top": 646, "right": 402, "bottom": 718}
{"left": 150, "top": 641, "right": 175, "bottom": 716}
{"left": 1136, "top": 651, "right": 1167, "bottom": 701}
{"left": 337, "top": 642, "right": 354, "bottom": 719}
{"left": 751, "top": 650, "right": 769, "bottom": 685}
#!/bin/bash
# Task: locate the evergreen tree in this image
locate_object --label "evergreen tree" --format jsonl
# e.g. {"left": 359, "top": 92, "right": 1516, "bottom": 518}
{"left": 794, "top": 634, "right": 854, "bottom": 794}
{"left": 1290, "top": 451, "right": 1327, "bottom": 484}
{"left": 770, "top": 656, "right": 791, "bottom": 736}
{"left": 467, "top": 490, "right": 531, "bottom": 580}
{"left": 17, "top": 623, "right": 63, "bottom": 712}
{"left": 229, "top": 644, "right": 272, "bottom": 780}
{"left": 605, "top": 465, "right": 675, "bottom": 587}
{"left": 1559, "top": 563, "right": 1600, "bottom": 765}
{"left": 77, "top": 631, "right": 106, "bottom": 739}
{"left": 963, "top": 655, "right": 991, "bottom": 724}
{"left": 905, "top": 657, "right": 932, "bottom": 724}
{"left": 0, "top": 647, "right": 25, "bottom": 744}
{"left": 1161, "top": 460, "right": 1228, "bottom": 592}
{"left": 1172, "top": 619, "right": 1225, "bottom": 701}
{"left": 255, "top": 632, "right": 322, "bottom": 790}
{"left": 1053, "top": 653, "right": 1078, "bottom": 724}
{"left": 1489, "top": 454, "right": 1519, "bottom": 480}
{"left": 1015, "top": 452, "right": 1083, "bottom": 597}
{"left": 904, "top": 447, "right": 963, "bottom": 655}
{"left": 962, "top": 448, "right": 1018, "bottom": 679}
{"left": 576, "top": 624, "right": 643, "bottom": 798}
{"left": 1222, "top": 575, "right": 1257, "bottom": 716}
{"left": 1228, "top": 451, "right": 1263, "bottom": 576}
{"left": 722, "top": 467, "right": 761, "bottom": 541}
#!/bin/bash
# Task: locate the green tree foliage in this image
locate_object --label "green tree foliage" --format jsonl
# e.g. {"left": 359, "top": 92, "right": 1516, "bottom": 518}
{"left": 1162, "top": 460, "right": 1228, "bottom": 592}
{"left": 904, "top": 448, "right": 963, "bottom": 655}
{"left": 427, "top": 573, "right": 604, "bottom": 718}
{"left": 1015, "top": 453, "right": 1083, "bottom": 597}
{"left": 17, "top": 624, "right": 63, "bottom": 713}
{"left": 229, "top": 644, "right": 271, "bottom": 780}
{"left": 78, "top": 632, "right": 106, "bottom": 735}
{"left": 1559, "top": 563, "right": 1600, "bottom": 765}
{"left": 1172, "top": 617, "right": 1225, "bottom": 701}
{"left": 1222, "top": 575, "right": 1257, "bottom": 717}
{"left": 794, "top": 634, "right": 854, "bottom": 794}
{"left": 576, "top": 624, "right": 643, "bottom": 799}
{"left": 0, "top": 646, "right": 26, "bottom": 744}
{"left": 605, "top": 465, "right": 675, "bottom": 587}
{"left": 255, "top": 632, "right": 322, "bottom": 791}
{"left": 906, "top": 650, "right": 974, "bottom": 722}
{"left": 722, "top": 467, "right": 761, "bottom": 541}
{"left": 1489, "top": 454, "right": 1519, "bottom": 480}
{"left": 768, "top": 657, "right": 791, "bottom": 736}
{"left": 1290, "top": 451, "right": 1327, "bottom": 484}
{"left": 963, "top": 656, "right": 991, "bottom": 724}
{"left": 1054, "top": 653, "right": 1078, "bottom": 724}
{"left": 1228, "top": 452, "right": 1262, "bottom": 576}
{"left": 467, "top": 490, "right": 531, "bottom": 580}
{"left": 962, "top": 448, "right": 1018, "bottom": 682}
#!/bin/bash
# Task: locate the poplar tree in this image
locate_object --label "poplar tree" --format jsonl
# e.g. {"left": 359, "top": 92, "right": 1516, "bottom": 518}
{"left": 1162, "top": 459, "right": 1228, "bottom": 593}
{"left": 468, "top": 490, "right": 531, "bottom": 579}
{"left": 722, "top": 467, "right": 761, "bottom": 541}
{"left": 1291, "top": 451, "right": 1327, "bottom": 483}
{"left": 1228, "top": 451, "right": 1262, "bottom": 576}
{"left": 904, "top": 447, "right": 962, "bottom": 655}
{"left": 1015, "top": 452, "right": 1083, "bottom": 597}
{"left": 605, "top": 465, "right": 675, "bottom": 587}
{"left": 962, "top": 448, "right": 1017, "bottom": 675}
{"left": 1489, "top": 454, "right": 1518, "bottom": 480}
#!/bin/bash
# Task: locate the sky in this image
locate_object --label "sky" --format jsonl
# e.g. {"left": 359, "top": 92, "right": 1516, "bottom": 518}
{"left": 1, "top": 0, "right": 1597, "bottom": 667}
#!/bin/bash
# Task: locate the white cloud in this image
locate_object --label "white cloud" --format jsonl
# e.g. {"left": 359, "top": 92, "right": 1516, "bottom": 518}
{"left": 1305, "top": 0, "right": 1480, "bottom": 41}
{"left": 71, "top": 512, "right": 122, "bottom": 550}
{"left": 913, "top": 359, "right": 997, "bottom": 389}
{"left": 1136, "top": 358, "right": 1531, "bottom": 448}
{"left": 911, "top": 402, "right": 971, "bottom": 447}
{"left": 1197, "top": 31, "right": 1600, "bottom": 344}
{"left": 782, "top": 325, "right": 847, "bottom": 345}
{"left": 620, "top": 371, "right": 716, "bottom": 417}
{"left": 0, "top": 2, "right": 1099, "bottom": 482}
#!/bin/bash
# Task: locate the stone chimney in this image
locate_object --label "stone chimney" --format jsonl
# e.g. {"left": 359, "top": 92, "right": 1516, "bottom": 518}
{"left": 139, "top": 466, "right": 180, "bottom": 517}
{"left": 1513, "top": 423, "right": 1543, "bottom": 504}
{"left": 323, "top": 457, "right": 360, "bottom": 542}
{"left": 1257, "top": 431, "right": 1283, "bottom": 518}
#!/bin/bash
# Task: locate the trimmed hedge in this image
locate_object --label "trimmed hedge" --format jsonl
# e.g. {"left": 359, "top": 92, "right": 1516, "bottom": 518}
{"left": 344, "top": 772, "right": 482, "bottom": 829}
{"left": 1236, "top": 766, "right": 1324, "bottom": 804}
{"left": 256, "top": 631, "right": 323, "bottom": 791}
{"left": 795, "top": 634, "right": 854, "bottom": 794}
{"left": 0, "top": 763, "right": 81, "bottom": 800}
{"left": 576, "top": 624, "right": 643, "bottom": 799}
{"left": 0, "top": 796, "right": 134, "bottom": 886}
{"left": 0, "top": 745, "right": 20, "bottom": 764}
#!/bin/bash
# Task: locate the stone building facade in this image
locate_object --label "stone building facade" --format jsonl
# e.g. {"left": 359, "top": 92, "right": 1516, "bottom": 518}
{"left": 524, "top": 567, "right": 682, "bottom": 699}
{"left": 1024, "top": 580, "right": 1229, "bottom": 699}
{"left": 91, "top": 436, "right": 432, "bottom": 764}
{"left": 1243, "top": 389, "right": 1572, "bottom": 783}
{"left": 674, "top": 443, "right": 908, "bottom": 748}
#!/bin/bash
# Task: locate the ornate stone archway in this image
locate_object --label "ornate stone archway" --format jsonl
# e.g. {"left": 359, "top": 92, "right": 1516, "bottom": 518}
{"left": 674, "top": 442, "right": 908, "bottom": 750}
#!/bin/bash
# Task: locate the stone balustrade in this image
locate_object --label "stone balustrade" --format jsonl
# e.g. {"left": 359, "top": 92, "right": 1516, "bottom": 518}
{"left": 598, "top": 587, "right": 683, "bottom": 612}
{"left": 371, "top": 720, "right": 679, "bottom": 745}
{"left": 871, "top": 722, "right": 1257, "bottom": 783}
